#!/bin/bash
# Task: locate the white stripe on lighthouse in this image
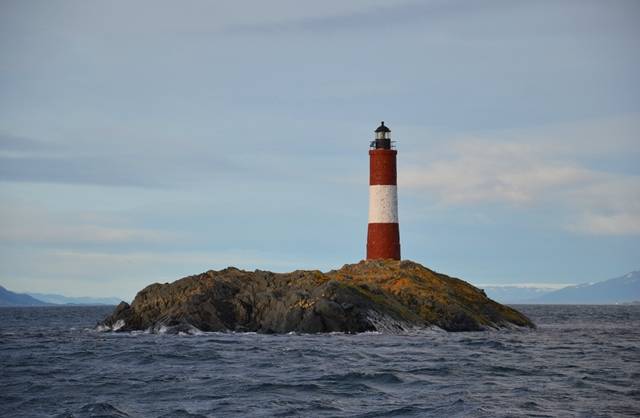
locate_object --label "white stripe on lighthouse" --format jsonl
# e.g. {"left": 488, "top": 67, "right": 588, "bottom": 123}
{"left": 368, "top": 185, "right": 398, "bottom": 223}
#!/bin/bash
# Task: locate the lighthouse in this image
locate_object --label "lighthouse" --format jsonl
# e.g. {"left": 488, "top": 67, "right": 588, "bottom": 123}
{"left": 367, "top": 121, "right": 401, "bottom": 260}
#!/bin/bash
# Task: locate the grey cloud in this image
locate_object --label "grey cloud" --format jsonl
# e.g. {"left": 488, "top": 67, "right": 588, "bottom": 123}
{"left": 224, "top": 0, "right": 640, "bottom": 49}
{"left": 0, "top": 133, "right": 59, "bottom": 152}
{"left": 0, "top": 155, "right": 158, "bottom": 187}
{"left": 224, "top": 0, "right": 516, "bottom": 35}
{"left": 0, "top": 145, "right": 240, "bottom": 188}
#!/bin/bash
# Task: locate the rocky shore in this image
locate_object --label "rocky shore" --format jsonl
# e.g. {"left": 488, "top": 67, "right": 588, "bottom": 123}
{"left": 100, "top": 260, "right": 534, "bottom": 333}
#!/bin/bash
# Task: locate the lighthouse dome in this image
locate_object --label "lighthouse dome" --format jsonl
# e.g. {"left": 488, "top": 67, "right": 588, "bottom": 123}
{"left": 375, "top": 121, "right": 391, "bottom": 133}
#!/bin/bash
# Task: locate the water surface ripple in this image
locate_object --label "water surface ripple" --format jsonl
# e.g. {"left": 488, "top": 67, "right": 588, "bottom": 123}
{"left": 1, "top": 305, "right": 638, "bottom": 417}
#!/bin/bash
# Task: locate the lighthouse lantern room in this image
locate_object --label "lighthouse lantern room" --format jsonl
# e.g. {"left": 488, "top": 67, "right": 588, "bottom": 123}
{"left": 372, "top": 121, "right": 392, "bottom": 149}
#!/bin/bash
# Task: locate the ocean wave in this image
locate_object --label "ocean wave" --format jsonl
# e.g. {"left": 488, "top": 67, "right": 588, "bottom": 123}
{"left": 2, "top": 305, "right": 639, "bottom": 418}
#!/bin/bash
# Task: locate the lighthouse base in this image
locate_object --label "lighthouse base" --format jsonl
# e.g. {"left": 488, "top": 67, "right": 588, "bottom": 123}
{"left": 366, "top": 223, "right": 401, "bottom": 260}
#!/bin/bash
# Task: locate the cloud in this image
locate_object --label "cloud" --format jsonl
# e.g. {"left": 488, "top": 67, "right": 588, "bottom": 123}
{"left": 0, "top": 247, "right": 316, "bottom": 299}
{"left": 401, "top": 115, "right": 640, "bottom": 235}
{"left": 0, "top": 133, "right": 58, "bottom": 152}
{"left": 48, "top": 249, "right": 306, "bottom": 271}
{"left": 402, "top": 140, "right": 596, "bottom": 205}
{"left": 0, "top": 131, "right": 241, "bottom": 188}
{"left": 570, "top": 212, "right": 640, "bottom": 236}
{"left": 0, "top": 222, "right": 175, "bottom": 244}
{"left": 565, "top": 176, "right": 640, "bottom": 235}
{"left": 0, "top": 133, "right": 158, "bottom": 187}
{"left": 0, "top": 205, "right": 179, "bottom": 244}
{"left": 0, "top": 155, "right": 159, "bottom": 187}
{"left": 222, "top": 0, "right": 553, "bottom": 36}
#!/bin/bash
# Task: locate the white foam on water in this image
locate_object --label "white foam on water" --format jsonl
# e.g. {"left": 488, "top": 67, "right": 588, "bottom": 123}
{"left": 184, "top": 326, "right": 204, "bottom": 336}
{"left": 111, "top": 319, "right": 125, "bottom": 331}
{"left": 94, "top": 319, "right": 126, "bottom": 333}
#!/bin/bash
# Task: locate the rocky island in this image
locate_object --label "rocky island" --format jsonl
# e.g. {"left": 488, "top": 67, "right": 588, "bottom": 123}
{"left": 100, "top": 260, "right": 534, "bottom": 333}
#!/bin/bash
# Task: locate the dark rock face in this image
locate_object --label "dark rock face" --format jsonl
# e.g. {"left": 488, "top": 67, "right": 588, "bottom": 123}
{"left": 100, "top": 260, "right": 535, "bottom": 333}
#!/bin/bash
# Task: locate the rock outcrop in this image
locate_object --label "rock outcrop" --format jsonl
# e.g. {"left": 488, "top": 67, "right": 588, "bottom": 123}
{"left": 100, "top": 260, "right": 534, "bottom": 333}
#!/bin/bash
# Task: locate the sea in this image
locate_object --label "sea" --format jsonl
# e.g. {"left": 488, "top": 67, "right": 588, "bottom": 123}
{"left": 0, "top": 305, "right": 638, "bottom": 418}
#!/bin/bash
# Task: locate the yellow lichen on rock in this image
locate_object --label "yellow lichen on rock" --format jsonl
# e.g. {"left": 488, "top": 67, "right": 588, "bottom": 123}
{"left": 101, "top": 259, "right": 535, "bottom": 333}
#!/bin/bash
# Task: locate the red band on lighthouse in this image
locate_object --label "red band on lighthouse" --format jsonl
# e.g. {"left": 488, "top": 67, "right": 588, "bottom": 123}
{"left": 367, "top": 122, "right": 401, "bottom": 260}
{"left": 369, "top": 149, "right": 397, "bottom": 185}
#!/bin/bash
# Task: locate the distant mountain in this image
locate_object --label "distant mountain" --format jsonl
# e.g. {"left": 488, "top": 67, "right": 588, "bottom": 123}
{"left": 0, "top": 286, "right": 50, "bottom": 306}
{"left": 1, "top": 285, "right": 122, "bottom": 307}
{"left": 28, "top": 293, "right": 121, "bottom": 306}
{"left": 530, "top": 271, "right": 640, "bottom": 304}
{"left": 483, "top": 286, "right": 556, "bottom": 304}
{"left": 29, "top": 293, "right": 122, "bottom": 305}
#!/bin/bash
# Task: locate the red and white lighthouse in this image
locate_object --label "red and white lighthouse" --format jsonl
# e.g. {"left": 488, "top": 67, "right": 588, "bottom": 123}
{"left": 366, "top": 121, "right": 401, "bottom": 260}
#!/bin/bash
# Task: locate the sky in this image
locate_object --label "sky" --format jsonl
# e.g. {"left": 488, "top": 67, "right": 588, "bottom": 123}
{"left": 1, "top": 0, "right": 639, "bottom": 300}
